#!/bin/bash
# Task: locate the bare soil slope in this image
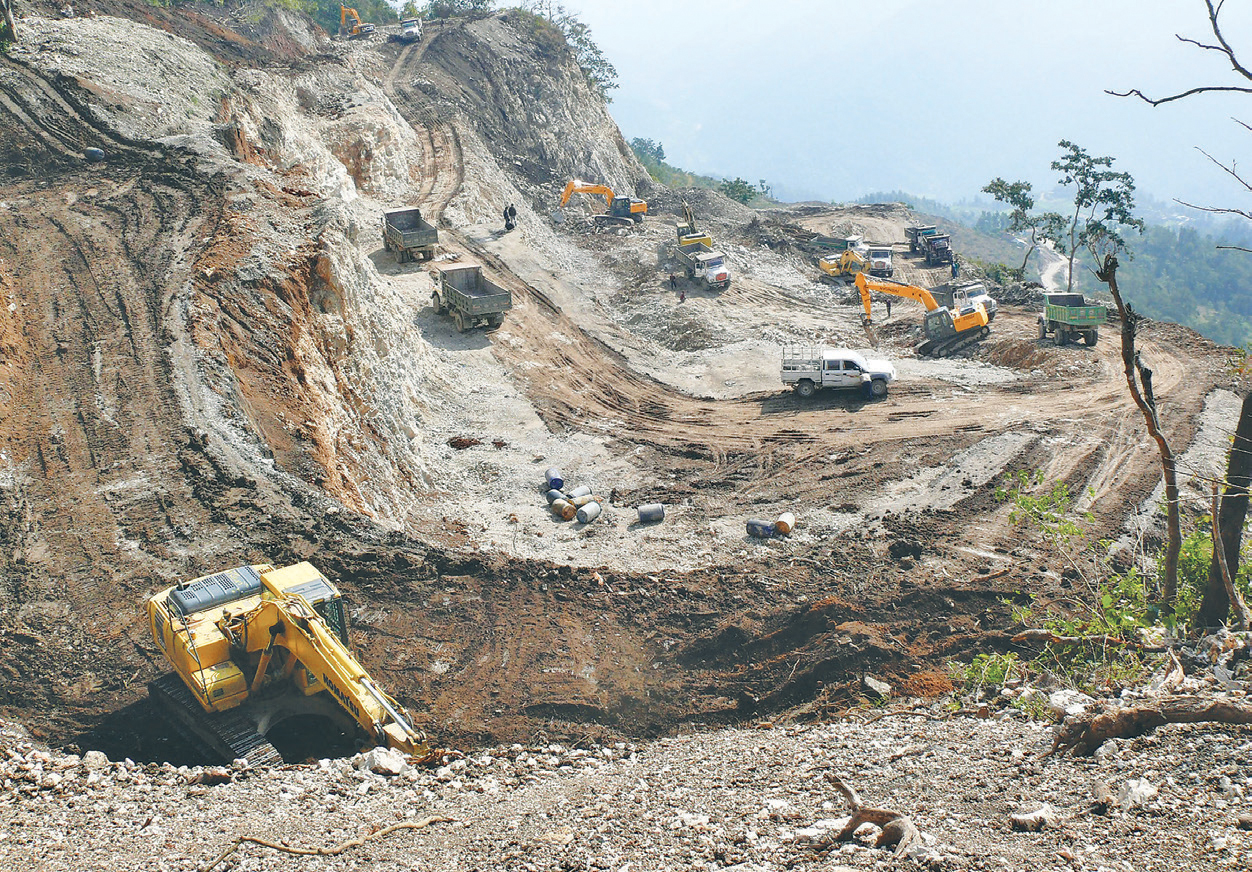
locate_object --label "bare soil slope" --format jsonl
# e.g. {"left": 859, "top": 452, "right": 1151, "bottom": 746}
{"left": 0, "top": 5, "right": 1238, "bottom": 772}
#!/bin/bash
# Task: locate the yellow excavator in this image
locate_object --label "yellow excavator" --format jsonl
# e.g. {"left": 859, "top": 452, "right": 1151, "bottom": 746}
{"left": 147, "top": 561, "right": 433, "bottom": 765}
{"left": 340, "top": 5, "right": 376, "bottom": 39}
{"left": 854, "top": 272, "right": 990, "bottom": 358}
{"left": 818, "top": 248, "right": 868, "bottom": 281}
{"left": 559, "top": 180, "right": 648, "bottom": 225}
{"left": 676, "top": 198, "right": 712, "bottom": 247}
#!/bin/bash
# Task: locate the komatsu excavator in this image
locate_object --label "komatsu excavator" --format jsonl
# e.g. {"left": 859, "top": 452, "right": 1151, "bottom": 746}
{"left": 147, "top": 562, "right": 432, "bottom": 765}
{"left": 818, "top": 248, "right": 868, "bottom": 281}
{"left": 559, "top": 180, "right": 647, "bottom": 225}
{"left": 676, "top": 198, "right": 712, "bottom": 247}
{"left": 854, "top": 272, "right": 990, "bottom": 358}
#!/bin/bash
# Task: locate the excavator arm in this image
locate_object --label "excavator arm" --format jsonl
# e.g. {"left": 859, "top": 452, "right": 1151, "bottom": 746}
{"left": 854, "top": 272, "right": 940, "bottom": 323}
{"left": 559, "top": 180, "right": 615, "bottom": 208}
{"left": 223, "top": 595, "right": 432, "bottom": 759}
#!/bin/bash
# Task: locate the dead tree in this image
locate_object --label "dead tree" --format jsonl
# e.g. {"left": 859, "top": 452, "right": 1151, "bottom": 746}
{"left": 815, "top": 773, "right": 919, "bottom": 857}
{"left": 1096, "top": 254, "right": 1181, "bottom": 605}
{"left": 1199, "top": 392, "right": 1252, "bottom": 628}
{"left": 1, "top": 0, "right": 17, "bottom": 44}
{"left": 1051, "top": 695, "right": 1252, "bottom": 756}
{"left": 1110, "top": 0, "right": 1252, "bottom": 624}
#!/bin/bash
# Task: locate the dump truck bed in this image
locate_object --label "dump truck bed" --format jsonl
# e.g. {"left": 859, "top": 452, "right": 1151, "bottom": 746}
{"left": 440, "top": 265, "right": 512, "bottom": 315}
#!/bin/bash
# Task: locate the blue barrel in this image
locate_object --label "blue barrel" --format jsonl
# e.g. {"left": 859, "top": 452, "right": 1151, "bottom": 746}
{"left": 746, "top": 519, "right": 775, "bottom": 538}
{"left": 544, "top": 467, "right": 564, "bottom": 491}
{"left": 637, "top": 504, "right": 665, "bottom": 523}
{"left": 545, "top": 488, "right": 565, "bottom": 505}
{"left": 576, "top": 501, "right": 602, "bottom": 524}
{"left": 567, "top": 485, "right": 592, "bottom": 499}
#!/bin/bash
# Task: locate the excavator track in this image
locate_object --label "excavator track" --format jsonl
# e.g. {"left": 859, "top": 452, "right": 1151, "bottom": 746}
{"left": 148, "top": 673, "right": 283, "bottom": 767}
{"left": 917, "top": 325, "right": 990, "bottom": 358}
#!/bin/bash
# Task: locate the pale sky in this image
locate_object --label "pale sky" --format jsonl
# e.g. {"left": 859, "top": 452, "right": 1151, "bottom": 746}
{"left": 556, "top": 0, "right": 1252, "bottom": 211}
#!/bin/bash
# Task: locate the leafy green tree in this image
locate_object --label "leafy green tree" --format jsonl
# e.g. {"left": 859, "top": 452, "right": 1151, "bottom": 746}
{"left": 520, "top": 2, "right": 617, "bottom": 102}
{"left": 401, "top": 1, "right": 420, "bottom": 17}
{"left": 630, "top": 138, "right": 665, "bottom": 163}
{"left": 980, "top": 178, "right": 1066, "bottom": 278}
{"left": 1051, "top": 140, "right": 1144, "bottom": 292}
{"left": 719, "top": 177, "right": 755, "bottom": 204}
{"left": 426, "top": 0, "right": 495, "bottom": 19}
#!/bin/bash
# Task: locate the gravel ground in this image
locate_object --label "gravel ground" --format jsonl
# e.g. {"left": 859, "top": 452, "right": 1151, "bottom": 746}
{"left": 4, "top": 686, "right": 1251, "bottom": 872}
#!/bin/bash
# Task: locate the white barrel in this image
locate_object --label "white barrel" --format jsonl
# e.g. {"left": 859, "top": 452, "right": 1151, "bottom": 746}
{"left": 567, "top": 485, "right": 592, "bottom": 499}
{"left": 576, "top": 501, "right": 602, "bottom": 524}
{"left": 637, "top": 504, "right": 665, "bottom": 523}
{"left": 775, "top": 512, "right": 796, "bottom": 535}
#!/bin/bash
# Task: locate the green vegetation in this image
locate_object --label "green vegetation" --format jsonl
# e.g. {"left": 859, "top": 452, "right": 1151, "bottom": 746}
{"left": 629, "top": 139, "right": 720, "bottom": 190}
{"left": 1111, "top": 224, "right": 1252, "bottom": 347}
{"left": 426, "top": 0, "right": 494, "bottom": 19}
{"left": 719, "top": 177, "right": 756, "bottom": 205}
{"left": 515, "top": 3, "right": 617, "bottom": 102}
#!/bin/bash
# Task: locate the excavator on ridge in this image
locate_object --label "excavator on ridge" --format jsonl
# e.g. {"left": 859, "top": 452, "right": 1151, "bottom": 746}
{"left": 559, "top": 180, "right": 648, "bottom": 226}
{"left": 146, "top": 561, "right": 434, "bottom": 765}
{"left": 854, "top": 272, "right": 991, "bottom": 358}
{"left": 340, "top": 5, "right": 376, "bottom": 39}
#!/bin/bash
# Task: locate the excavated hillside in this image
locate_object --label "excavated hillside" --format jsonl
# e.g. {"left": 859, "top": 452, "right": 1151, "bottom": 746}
{"left": 0, "top": 2, "right": 1241, "bottom": 785}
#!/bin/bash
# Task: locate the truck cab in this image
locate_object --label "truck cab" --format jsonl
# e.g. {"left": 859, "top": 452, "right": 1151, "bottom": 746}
{"left": 399, "top": 18, "right": 422, "bottom": 41}
{"left": 866, "top": 245, "right": 894, "bottom": 277}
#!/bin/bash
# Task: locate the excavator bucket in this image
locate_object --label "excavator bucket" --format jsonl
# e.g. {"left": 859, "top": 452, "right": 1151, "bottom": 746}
{"left": 860, "top": 313, "right": 880, "bottom": 349}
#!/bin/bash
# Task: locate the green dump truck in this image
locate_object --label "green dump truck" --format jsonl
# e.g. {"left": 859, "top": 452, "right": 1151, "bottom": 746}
{"left": 432, "top": 263, "right": 512, "bottom": 332}
{"left": 1038, "top": 292, "right": 1106, "bottom": 346}
{"left": 383, "top": 207, "right": 439, "bottom": 263}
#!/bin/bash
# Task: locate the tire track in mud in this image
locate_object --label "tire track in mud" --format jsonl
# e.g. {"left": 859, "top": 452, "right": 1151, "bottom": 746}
{"left": 383, "top": 25, "right": 464, "bottom": 221}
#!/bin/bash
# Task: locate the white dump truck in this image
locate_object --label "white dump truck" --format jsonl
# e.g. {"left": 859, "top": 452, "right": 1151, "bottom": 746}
{"left": 675, "top": 241, "right": 731, "bottom": 290}
{"left": 780, "top": 345, "right": 896, "bottom": 399}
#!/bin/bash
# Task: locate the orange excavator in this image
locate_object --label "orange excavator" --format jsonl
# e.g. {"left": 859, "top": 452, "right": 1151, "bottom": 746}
{"left": 559, "top": 180, "right": 648, "bottom": 226}
{"left": 854, "top": 272, "right": 990, "bottom": 358}
{"left": 340, "top": 5, "right": 376, "bottom": 39}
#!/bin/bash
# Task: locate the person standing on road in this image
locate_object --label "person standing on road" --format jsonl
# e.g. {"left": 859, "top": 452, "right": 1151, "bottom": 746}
{"left": 951, "top": 256, "right": 960, "bottom": 279}
{"left": 885, "top": 299, "right": 892, "bottom": 318}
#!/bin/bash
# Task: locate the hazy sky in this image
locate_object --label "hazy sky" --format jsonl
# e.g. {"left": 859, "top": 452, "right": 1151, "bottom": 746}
{"left": 557, "top": 0, "right": 1252, "bottom": 209}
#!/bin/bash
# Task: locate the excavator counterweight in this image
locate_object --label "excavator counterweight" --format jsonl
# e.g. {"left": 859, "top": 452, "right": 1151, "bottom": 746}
{"left": 147, "top": 562, "right": 433, "bottom": 764}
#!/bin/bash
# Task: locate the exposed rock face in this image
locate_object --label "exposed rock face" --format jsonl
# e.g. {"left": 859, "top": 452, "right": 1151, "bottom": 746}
{"left": 415, "top": 11, "right": 649, "bottom": 195}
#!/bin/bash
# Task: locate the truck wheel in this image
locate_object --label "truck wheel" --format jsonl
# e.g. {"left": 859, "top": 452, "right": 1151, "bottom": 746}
{"left": 453, "top": 310, "right": 466, "bottom": 332}
{"left": 796, "top": 379, "right": 816, "bottom": 398}
{"left": 1084, "top": 329, "right": 1098, "bottom": 347}
{"left": 869, "top": 379, "right": 888, "bottom": 398}
{"left": 488, "top": 313, "right": 505, "bottom": 328}
{"left": 431, "top": 292, "right": 445, "bottom": 316}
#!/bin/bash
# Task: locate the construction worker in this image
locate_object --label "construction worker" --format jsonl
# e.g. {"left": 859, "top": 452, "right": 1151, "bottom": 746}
{"left": 503, "top": 204, "right": 517, "bottom": 232}
{"left": 951, "top": 257, "right": 960, "bottom": 279}
{"left": 885, "top": 299, "right": 892, "bottom": 318}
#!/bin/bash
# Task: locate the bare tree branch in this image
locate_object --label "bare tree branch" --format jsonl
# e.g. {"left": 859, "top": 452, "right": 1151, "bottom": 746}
{"left": 1175, "top": 200, "right": 1252, "bottom": 219}
{"left": 1106, "top": 85, "right": 1252, "bottom": 106}
{"left": 1194, "top": 146, "right": 1252, "bottom": 193}
{"left": 1108, "top": 1, "right": 1252, "bottom": 105}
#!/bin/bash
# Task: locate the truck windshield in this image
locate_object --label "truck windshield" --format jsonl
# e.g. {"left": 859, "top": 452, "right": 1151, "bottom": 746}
{"left": 869, "top": 250, "right": 889, "bottom": 258}
{"left": 705, "top": 258, "right": 723, "bottom": 269}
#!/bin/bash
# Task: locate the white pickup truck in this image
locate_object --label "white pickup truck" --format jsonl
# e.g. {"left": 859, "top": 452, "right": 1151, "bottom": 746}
{"left": 781, "top": 346, "right": 896, "bottom": 399}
